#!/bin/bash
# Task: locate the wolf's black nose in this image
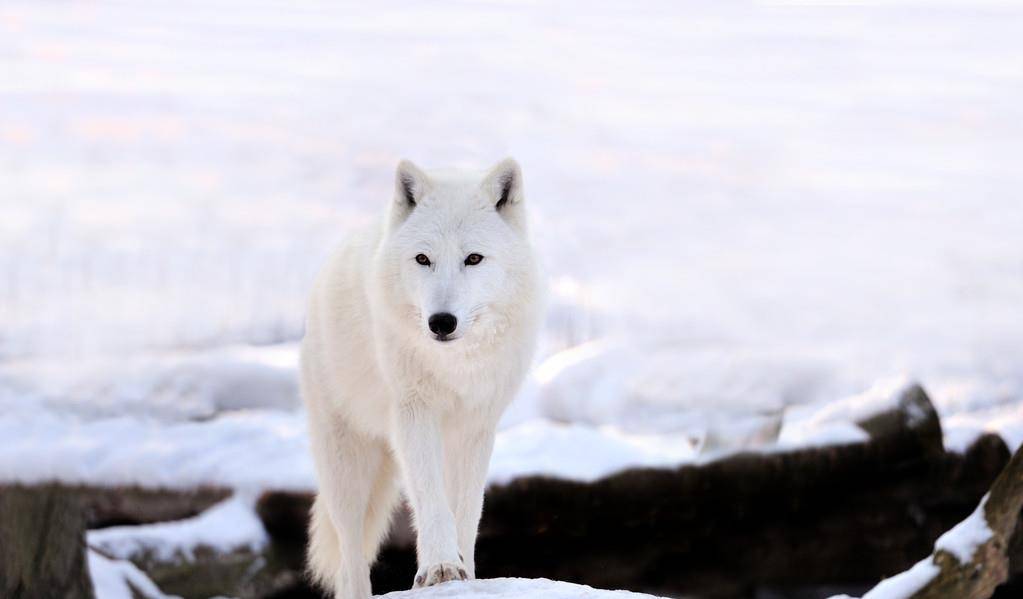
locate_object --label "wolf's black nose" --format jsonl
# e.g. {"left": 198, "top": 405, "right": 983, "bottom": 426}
{"left": 428, "top": 313, "right": 457, "bottom": 337}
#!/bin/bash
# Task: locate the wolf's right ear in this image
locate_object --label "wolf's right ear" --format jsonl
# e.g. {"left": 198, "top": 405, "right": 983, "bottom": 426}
{"left": 393, "top": 159, "right": 429, "bottom": 216}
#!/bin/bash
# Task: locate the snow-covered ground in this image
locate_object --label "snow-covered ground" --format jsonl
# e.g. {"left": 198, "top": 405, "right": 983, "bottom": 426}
{"left": 377, "top": 579, "right": 668, "bottom": 599}
{"left": 0, "top": 365, "right": 965, "bottom": 491}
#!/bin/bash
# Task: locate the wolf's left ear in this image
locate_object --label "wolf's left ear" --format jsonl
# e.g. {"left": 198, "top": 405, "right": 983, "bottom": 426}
{"left": 483, "top": 158, "right": 523, "bottom": 212}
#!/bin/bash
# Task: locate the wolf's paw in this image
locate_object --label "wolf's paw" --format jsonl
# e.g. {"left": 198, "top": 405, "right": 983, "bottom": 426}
{"left": 413, "top": 561, "right": 469, "bottom": 588}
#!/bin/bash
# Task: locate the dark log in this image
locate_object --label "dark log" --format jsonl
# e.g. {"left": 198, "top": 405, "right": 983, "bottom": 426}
{"left": 0, "top": 483, "right": 233, "bottom": 530}
{"left": 0, "top": 484, "right": 94, "bottom": 599}
{"left": 468, "top": 434, "right": 1005, "bottom": 598}
{"left": 854, "top": 382, "right": 944, "bottom": 459}
{"left": 124, "top": 544, "right": 301, "bottom": 599}
{"left": 75, "top": 484, "right": 232, "bottom": 529}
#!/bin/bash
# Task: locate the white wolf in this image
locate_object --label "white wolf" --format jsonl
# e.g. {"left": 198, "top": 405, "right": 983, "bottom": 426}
{"left": 300, "top": 158, "right": 542, "bottom": 599}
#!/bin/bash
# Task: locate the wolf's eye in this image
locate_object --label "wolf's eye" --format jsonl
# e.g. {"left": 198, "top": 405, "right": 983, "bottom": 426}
{"left": 415, "top": 254, "right": 431, "bottom": 266}
{"left": 464, "top": 253, "right": 484, "bottom": 266}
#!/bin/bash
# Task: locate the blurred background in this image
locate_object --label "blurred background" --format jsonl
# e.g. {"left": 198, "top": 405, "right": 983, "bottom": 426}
{"left": 1, "top": 1, "right": 1022, "bottom": 598}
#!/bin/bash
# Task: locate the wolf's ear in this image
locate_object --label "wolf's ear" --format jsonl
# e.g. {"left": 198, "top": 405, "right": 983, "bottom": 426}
{"left": 394, "top": 159, "right": 429, "bottom": 211}
{"left": 482, "top": 158, "right": 523, "bottom": 212}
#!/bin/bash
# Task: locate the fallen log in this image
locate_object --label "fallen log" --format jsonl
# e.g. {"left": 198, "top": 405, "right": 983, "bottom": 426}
{"left": 0, "top": 482, "right": 234, "bottom": 530}
{"left": 74, "top": 484, "right": 232, "bottom": 528}
{"left": 257, "top": 384, "right": 1016, "bottom": 598}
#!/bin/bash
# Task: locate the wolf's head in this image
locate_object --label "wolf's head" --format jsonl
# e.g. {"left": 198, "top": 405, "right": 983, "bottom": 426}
{"left": 374, "top": 158, "right": 537, "bottom": 347}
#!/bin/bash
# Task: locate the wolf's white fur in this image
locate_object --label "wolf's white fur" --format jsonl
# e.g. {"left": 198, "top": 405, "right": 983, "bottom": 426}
{"left": 300, "top": 158, "right": 542, "bottom": 599}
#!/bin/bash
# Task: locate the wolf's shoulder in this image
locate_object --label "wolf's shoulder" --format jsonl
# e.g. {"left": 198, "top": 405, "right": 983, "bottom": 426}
{"left": 307, "top": 221, "right": 382, "bottom": 313}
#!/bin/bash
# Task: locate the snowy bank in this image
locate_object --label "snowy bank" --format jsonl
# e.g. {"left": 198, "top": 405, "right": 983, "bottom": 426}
{"left": 88, "top": 494, "right": 268, "bottom": 563}
{"left": 89, "top": 551, "right": 174, "bottom": 599}
{"left": 0, "top": 369, "right": 942, "bottom": 492}
{"left": 377, "top": 578, "right": 667, "bottom": 599}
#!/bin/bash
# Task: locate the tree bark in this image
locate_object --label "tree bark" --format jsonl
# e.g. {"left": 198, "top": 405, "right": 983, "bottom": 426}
{"left": 0, "top": 484, "right": 95, "bottom": 599}
{"left": 906, "top": 442, "right": 1023, "bottom": 599}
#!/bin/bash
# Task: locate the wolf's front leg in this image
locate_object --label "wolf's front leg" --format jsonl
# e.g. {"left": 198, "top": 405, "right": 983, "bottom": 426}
{"left": 444, "top": 419, "right": 497, "bottom": 578}
{"left": 393, "top": 402, "right": 468, "bottom": 587}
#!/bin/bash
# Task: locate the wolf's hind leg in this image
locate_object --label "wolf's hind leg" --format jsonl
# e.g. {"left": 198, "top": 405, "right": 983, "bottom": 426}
{"left": 362, "top": 452, "right": 400, "bottom": 563}
{"left": 308, "top": 494, "right": 341, "bottom": 588}
{"left": 307, "top": 416, "right": 388, "bottom": 599}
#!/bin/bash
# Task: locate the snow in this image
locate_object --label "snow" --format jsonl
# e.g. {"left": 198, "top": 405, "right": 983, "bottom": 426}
{"left": 88, "top": 550, "right": 176, "bottom": 599}
{"left": 1, "top": 359, "right": 923, "bottom": 491}
{"left": 376, "top": 577, "right": 667, "bottom": 599}
{"left": 933, "top": 494, "right": 993, "bottom": 564}
{"left": 777, "top": 377, "right": 914, "bottom": 447}
{"left": 802, "top": 376, "right": 918, "bottom": 429}
{"left": 88, "top": 494, "right": 268, "bottom": 562}
{"left": 1, "top": 0, "right": 1022, "bottom": 450}
{"left": 942, "top": 402, "right": 1023, "bottom": 454}
{"left": 0, "top": 351, "right": 995, "bottom": 492}
{"left": 941, "top": 424, "right": 986, "bottom": 455}
{"left": 778, "top": 419, "right": 869, "bottom": 449}
{"left": 826, "top": 556, "right": 943, "bottom": 599}
{"left": 0, "top": 344, "right": 299, "bottom": 421}
{"left": 488, "top": 420, "right": 697, "bottom": 485}
{"left": 855, "top": 557, "right": 940, "bottom": 599}
{"left": 0, "top": 399, "right": 315, "bottom": 491}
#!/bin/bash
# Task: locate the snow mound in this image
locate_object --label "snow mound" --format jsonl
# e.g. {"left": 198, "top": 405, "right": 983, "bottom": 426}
{"left": 828, "top": 557, "right": 940, "bottom": 599}
{"left": 0, "top": 374, "right": 941, "bottom": 492}
{"left": 490, "top": 420, "right": 697, "bottom": 484}
{"left": 377, "top": 578, "right": 667, "bottom": 599}
{"left": 89, "top": 550, "right": 175, "bottom": 599}
{"left": 858, "top": 557, "right": 940, "bottom": 599}
{"left": 88, "top": 494, "right": 267, "bottom": 562}
{"left": 934, "top": 494, "right": 993, "bottom": 564}
{"left": 0, "top": 406, "right": 314, "bottom": 491}
{"left": 0, "top": 344, "right": 299, "bottom": 422}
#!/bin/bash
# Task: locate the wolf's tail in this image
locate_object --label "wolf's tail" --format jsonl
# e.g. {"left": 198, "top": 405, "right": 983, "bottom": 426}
{"left": 307, "top": 493, "right": 341, "bottom": 590}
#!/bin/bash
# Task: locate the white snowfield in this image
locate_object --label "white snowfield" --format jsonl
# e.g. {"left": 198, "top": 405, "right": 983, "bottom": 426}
{"left": 1, "top": 0, "right": 1022, "bottom": 450}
